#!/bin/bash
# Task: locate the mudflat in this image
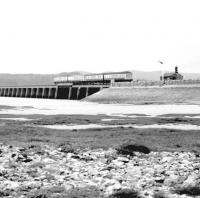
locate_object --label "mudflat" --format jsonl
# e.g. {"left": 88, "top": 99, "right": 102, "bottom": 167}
{"left": 1, "top": 113, "right": 200, "bottom": 152}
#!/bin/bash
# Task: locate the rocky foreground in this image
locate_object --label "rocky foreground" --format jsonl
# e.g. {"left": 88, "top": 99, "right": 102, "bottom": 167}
{"left": 0, "top": 143, "right": 200, "bottom": 198}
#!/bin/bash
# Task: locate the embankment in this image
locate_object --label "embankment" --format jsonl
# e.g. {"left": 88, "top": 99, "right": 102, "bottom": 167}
{"left": 85, "top": 86, "right": 200, "bottom": 104}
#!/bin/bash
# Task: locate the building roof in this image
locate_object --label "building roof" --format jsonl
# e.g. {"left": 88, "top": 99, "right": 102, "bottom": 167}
{"left": 164, "top": 72, "right": 183, "bottom": 77}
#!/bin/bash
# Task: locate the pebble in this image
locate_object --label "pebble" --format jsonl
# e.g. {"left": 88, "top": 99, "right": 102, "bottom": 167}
{"left": 0, "top": 144, "right": 199, "bottom": 198}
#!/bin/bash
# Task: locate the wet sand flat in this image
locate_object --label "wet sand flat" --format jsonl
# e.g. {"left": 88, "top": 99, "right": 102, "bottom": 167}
{"left": 0, "top": 97, "right": 200, "bottom": 116}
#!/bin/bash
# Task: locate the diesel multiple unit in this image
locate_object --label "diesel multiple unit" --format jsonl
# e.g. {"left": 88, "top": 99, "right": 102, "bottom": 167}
{"left": 54, "top": 71, "right": 133, "bottom": 85}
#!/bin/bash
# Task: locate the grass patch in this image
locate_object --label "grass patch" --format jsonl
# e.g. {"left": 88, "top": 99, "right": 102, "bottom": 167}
{"left": 175, "top": 186, "right": 200, "bottom": 196}
{"left": 28, "top": 138, "right": 50, "bottom": 143}
{"left": 117, "top": 142, "right": 151, "bottom": 156}
{"left": 109, "top": 189, "right": 141, "bottom": 198}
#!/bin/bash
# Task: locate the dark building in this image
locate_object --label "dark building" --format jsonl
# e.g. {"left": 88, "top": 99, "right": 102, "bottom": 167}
{"left": 160, "top": 66, "right": 183, "bottom": 81}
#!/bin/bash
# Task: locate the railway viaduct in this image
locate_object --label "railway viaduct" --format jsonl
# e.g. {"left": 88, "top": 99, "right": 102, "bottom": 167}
{"left": 0, "top": 85, "right": 107, "bottom": 100}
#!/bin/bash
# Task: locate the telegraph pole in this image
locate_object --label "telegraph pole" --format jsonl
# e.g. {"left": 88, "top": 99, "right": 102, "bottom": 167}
{"left": 158, "top": 60, "right": 164, "bottom": 81}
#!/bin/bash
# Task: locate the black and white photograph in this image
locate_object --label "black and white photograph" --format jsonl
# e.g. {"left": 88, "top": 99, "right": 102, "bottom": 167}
{"left": 1, "top": 0, "right": 200, "bottom": 197}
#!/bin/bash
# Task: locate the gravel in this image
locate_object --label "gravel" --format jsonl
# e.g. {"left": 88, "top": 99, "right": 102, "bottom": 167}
{"left": 0, "top": 143, "right": 199, "bottom": 198}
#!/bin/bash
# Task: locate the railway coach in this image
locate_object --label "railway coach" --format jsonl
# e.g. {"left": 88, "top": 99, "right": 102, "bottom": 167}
{"left": 54, "top": 71, "right": 133, "bottom": 85}
{"left": 84, "top": 71, "right": 133, "bottom": 84}
{"left": 54, "top": 75, "right": 84, "bottom": 85}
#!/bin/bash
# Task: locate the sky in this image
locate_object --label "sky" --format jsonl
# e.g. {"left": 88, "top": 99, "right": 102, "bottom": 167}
{"left": 0, "top": 0, "right": 200, "bottom": 74}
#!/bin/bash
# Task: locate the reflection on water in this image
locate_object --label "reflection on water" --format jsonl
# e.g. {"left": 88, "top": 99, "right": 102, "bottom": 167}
{"left": 39, "top": 123, "right": 200, "bottom": 131}
{"left": 184, "top": 116, "right": 200, "bottom": 119}
{"left": 0, "top": 118, "right": 34, "bottom": 121}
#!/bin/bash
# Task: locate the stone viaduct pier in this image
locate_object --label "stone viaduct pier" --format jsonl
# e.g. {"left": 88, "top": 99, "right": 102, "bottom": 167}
{"left": 0, "top": 85, "right": 107, "bottom": 100}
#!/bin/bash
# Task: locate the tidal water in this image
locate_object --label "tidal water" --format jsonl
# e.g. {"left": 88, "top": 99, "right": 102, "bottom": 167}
{"left": 0, "top": 97, "right": 200, "bottom": 117}
{"left": 40, "top": 123, "right": 200, "bottom": 131}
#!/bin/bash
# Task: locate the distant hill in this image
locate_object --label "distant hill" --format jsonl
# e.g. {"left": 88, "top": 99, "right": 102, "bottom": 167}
{"left": 181, "top": 73, "right": 200, "bottom": 80}
{"left": 0, "top": 71, "right": 89, "bottom": 86}
{"left": 0, "top": 70, "right": 200, "bottom": 86}
{"left": 130, "top": 70, "right": 162, "bottom": 81}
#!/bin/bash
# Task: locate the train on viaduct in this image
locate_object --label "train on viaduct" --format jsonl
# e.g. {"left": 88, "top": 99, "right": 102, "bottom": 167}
{"left": 0, "top": 71, "right": 133, "bottom": 100}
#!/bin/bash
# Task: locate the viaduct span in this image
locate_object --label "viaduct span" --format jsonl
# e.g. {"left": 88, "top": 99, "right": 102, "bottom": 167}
{"left": 0, "top": 85, "right": 107, "bottom": 100}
